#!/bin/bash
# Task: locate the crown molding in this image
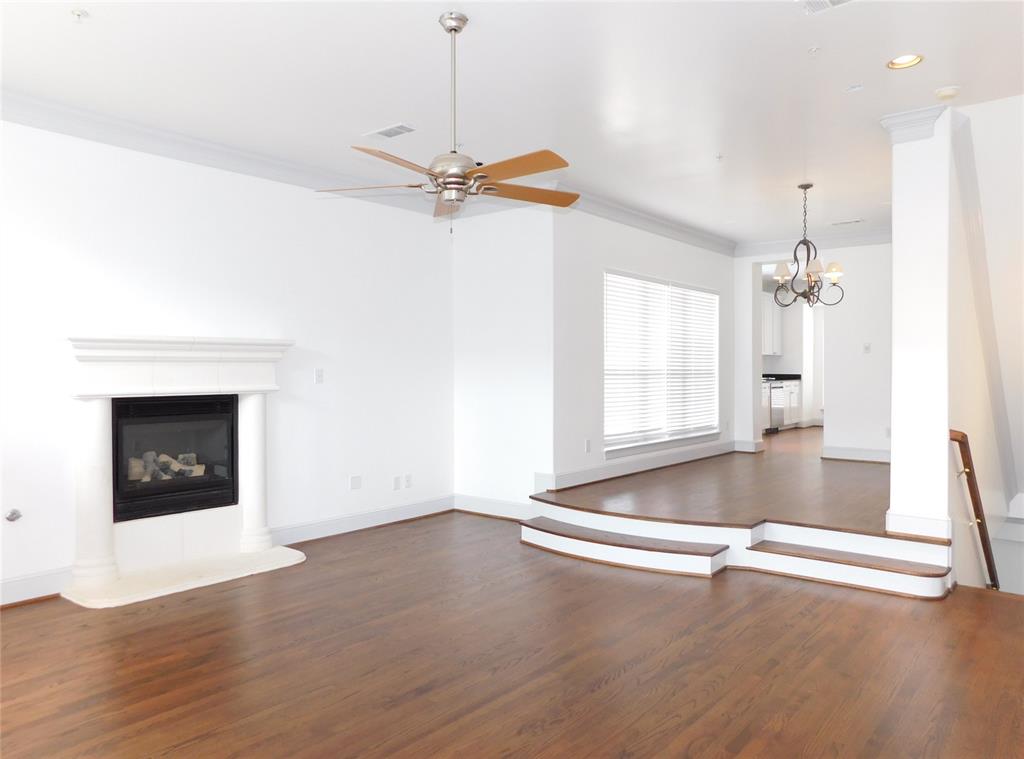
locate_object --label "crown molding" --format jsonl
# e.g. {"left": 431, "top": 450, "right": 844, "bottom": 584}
{"left": 2, "top": 90, "right": 365, "bottom": 190}
{"left": 734, "top": 226, "right": 892, "bottom": 258}
{"left": 879, "top": 105, "right": 947, "bottom": 145}
{"left": 557, "top": 184, "right": 737, "bottom": 256}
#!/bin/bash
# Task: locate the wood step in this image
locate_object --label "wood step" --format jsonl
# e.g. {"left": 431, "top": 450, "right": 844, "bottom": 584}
{"left": 521, "top": 518, "right": 728, "bottom": 556}
{"left": 748, "top": 540, "right": 951, "bottom": 577}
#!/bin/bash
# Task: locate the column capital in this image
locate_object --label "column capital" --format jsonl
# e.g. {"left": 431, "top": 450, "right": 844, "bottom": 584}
{"left": 879, "top": 105, "right": 947, "bottom": 145}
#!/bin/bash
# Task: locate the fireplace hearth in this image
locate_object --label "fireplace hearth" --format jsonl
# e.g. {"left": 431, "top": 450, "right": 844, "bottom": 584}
{"left": 112, "top": 395, "right": 238, "bottom": 522}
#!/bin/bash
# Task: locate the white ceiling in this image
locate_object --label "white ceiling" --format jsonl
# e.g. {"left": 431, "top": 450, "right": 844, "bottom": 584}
{"left": 3, "top": 1, "right": 1022, "bottom": 245}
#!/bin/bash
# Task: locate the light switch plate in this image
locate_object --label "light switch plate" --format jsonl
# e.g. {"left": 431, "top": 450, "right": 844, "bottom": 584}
{"left": 314, "top": 368, "right": 325, "bottom": 384}
{"left": 349, "top": 475, "right": 362, "bottom": 490}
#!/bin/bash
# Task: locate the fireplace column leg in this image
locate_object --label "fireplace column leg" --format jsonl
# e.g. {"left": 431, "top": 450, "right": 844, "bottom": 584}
{"left": 68, "top": 397, "right": 118, "bottom": 591}
{"left": 239, "top": 392, "right": 273, "bottom": 552}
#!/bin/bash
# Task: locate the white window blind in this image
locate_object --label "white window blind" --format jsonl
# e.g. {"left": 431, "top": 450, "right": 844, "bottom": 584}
{"left": 604, "top": 271, "right": 719, "bottom": 450}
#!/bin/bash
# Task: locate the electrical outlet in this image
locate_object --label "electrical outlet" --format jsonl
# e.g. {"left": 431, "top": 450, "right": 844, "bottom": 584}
{"left": 393, "top": 475, "right": 402, "bottom": 491}
{"left": 314, "top": 368, "right": 325, "bottom": 384}
{"left": 885, "top": 427, "right": 891, "bottom": 438}
{"left": 404, "top": 474, "right": 412, "bottom": 488}
{"left": 584, "top": 439, "right": 591, "bottom": 454}
{"left": 349, "top": 475, "right": 362, "bottom": 490}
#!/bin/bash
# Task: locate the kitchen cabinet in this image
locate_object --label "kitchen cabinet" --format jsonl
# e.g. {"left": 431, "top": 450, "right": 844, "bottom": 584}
{"left": 761, "top": 292, "right": 782, "bottom": 356}
{"left": 782, "top": 380, "right": 801, "bottom": 426}
{"left": 760, "top": 382, "right": 770, "bottom": 430}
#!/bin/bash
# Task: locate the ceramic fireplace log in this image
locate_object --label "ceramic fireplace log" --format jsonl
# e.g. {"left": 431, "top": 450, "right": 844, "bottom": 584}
{"left": 127, "top": 457, "right": 145, "bottom": 481}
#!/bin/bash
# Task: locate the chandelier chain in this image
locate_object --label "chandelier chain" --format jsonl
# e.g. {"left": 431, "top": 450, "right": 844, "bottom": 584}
{"left": 802, "top": 187, "right": 808, "bottom": 240}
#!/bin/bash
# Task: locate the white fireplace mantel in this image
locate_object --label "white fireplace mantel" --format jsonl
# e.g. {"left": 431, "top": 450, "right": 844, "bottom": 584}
{"left": 63, "top": 335, "right": 304, "bottom": 609}
{"left": 69, "top": 335, "right": 295, "bottom": 398}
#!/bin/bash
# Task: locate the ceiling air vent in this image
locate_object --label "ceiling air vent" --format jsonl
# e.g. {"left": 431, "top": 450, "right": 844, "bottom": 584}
{"left": 365, "top": 123, "right": 415, "bottom": 139}
{"left": 803, "top": 0, "right": 853, "bottom": 15}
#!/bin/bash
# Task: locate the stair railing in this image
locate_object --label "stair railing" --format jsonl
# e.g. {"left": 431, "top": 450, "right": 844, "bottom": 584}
{"left": 949, "top": 429, "right": 1000, "bottom": 590}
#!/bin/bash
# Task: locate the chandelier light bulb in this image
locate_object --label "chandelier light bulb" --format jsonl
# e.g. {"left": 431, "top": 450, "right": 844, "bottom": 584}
{"left": 825, "top": 261, "right": 844, "bottom": 284}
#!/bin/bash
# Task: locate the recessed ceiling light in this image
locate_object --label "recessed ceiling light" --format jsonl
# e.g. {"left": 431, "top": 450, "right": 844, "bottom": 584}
{"left": 934, "top": 85, "right": 961, "bottom": 101}
{"left": 845, "top": 84, "right": 864, "bottom": 93}
{"left": 70, "top": 8, "right": 89, "bottom": 22}
{"left": 887, "top": 54, "right": 923, "bottom": 70}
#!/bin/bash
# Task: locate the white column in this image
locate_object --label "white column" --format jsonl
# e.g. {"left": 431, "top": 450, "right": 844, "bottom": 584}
{"left": 238, "top": 392, "right": 273, "bottom": 552}
{"left": 68, "top": 397, "right": 118, "bottom": 589}
{"left": 881, "top": 105, "right": 953, "bottom": 539}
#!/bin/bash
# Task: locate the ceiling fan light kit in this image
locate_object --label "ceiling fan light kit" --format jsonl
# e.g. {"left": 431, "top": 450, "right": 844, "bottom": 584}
{"left": 318, "top": 10, "right": 579, "bottom": 219}
{"left": 773, "top": 183, "right": 845, "bottom": 308}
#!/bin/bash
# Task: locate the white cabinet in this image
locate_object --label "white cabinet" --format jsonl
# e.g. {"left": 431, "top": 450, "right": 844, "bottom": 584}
{"left": 760, "top": 382, "right": 770, "bottom": 430}
{"left": 761, "top": 292, "right": 782, "bottom": 356}
{"left": 782, "top": 380, "right": 801, "bottom": 426}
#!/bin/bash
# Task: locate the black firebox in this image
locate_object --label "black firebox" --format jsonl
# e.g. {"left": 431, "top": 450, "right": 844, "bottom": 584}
{"left": 112, "top": 395, "right": 238, "bottom": 522}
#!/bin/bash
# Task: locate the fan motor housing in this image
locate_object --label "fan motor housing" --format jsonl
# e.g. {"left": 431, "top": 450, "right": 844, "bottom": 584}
{"left": 430, "top": 152, "right": 476, "bottom": 177}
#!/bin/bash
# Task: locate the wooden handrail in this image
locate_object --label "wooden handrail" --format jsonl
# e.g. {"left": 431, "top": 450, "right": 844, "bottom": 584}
{"left": 949, "top": 429, "right": 1000, "bottom": 590}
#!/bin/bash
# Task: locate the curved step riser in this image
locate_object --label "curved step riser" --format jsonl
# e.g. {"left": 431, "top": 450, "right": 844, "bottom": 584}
{"left": 734, "top": 550, "right": 951, "bottom": 599}
{"left": 764, "top": 523, "right": 950, "bottom": 566}
{"left": 528, "top": 506, "right": 952, "bottom": 599}
{"left": 538, "top": 503, "right": 751, "bottom": 546}
{"left": 539, "top": 503, "right": 950, "bottom": 566}
{"left": 521, "top": 526, "right": 726, "bottom": 577}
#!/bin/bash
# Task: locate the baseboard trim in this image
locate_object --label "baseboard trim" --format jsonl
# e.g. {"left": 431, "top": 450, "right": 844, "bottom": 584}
{"left": 1, "top": 566, "right": 72, "bottom": 607}
{"left": 734, "top": 440, "right": 765, "bottom": 453}
{"left": 452, "top": 494, "right": 538, "bottom": 521}
{"left": 1009, "top": 492, "right": 1024, "bottom": 518}
{"left": 271, "top": 496, "right": 454, "bottom": 546}
{"left": 821, "top": 446, "right": 890, "bottom": 463}
{"left": 886, "top": 510, "right": 952, "bottom": 541}
{"left": 549, "top": 439, "right": 737, "bottom": 490}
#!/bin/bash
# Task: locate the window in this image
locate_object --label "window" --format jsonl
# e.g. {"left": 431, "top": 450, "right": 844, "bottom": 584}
{"left": 604, "top": 271, "right": 719, "bottom": 451}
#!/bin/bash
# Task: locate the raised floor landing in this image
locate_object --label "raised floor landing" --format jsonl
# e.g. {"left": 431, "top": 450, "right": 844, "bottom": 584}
{"left": 533, "top": 428, "right": 892, "bottom": 537}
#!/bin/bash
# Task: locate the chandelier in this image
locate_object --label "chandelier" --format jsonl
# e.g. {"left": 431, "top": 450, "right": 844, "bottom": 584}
{"left": 773, "top": 183, "right": 844, "bottom": 307}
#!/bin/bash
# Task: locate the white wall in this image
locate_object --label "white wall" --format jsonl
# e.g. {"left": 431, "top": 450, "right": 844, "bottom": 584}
{"left": 0, "top": 123, "right": 454, "bottom": 586}
{"left": 954, "top": 95, "right": 1023, "bottom": 515}
{"left": 820, "top": 244, "right": 893, "bottom": 461}
{"left": 452, "top": 206, "right": 553, "bottom": 514}
{"left": 552, "top": 210, "right": 735, "bottom": 478}
{"left": 948, "top": 163, "right": 1013, "bottom": 589}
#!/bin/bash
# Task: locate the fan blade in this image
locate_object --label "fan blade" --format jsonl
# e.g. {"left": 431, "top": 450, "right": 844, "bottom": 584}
{"left": 479, "top": 183, "right": 579, "bottom": 208}
{"left": 317, "top": 183, "right": 424, "bottom": 193}
{"left": 434, "top": 194, "right": 462, "bottom": 218}
{"left": 352, "top": 146, "right": 439, "bottom": 177}
{"left": 467, "top": 150, "right": 568, "bottom": 183}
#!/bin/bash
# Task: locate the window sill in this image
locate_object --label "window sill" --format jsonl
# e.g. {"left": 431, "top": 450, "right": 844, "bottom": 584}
{"left": 604, "top": 430, "right": 721, "bottom": 460}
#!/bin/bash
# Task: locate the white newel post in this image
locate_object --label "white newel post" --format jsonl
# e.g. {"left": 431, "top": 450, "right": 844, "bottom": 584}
{"left": 69, "top": 397, "right": 118, "bottom": 588}
{"left": 880, "top": 105, "right": 954, "bottom": 540}
{"left": 239, "top": 392, "right": 273, "bottom": 552}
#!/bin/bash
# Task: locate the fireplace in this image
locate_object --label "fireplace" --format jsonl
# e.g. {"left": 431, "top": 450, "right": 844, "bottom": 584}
{"left": 112, "top": 395, "right": 238, "bottom": 522}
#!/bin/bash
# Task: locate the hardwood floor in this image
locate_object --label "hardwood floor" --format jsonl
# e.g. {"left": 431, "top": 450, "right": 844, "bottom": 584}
{"left": 534, "top": 427, "right": 894, "bottom": 535}
{"left": 3, "top": 513, "right": 1021, "bottom": 758}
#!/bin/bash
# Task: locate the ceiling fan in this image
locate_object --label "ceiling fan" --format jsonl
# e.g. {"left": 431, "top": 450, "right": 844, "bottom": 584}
{"left": 318, "top": 11, "right": 579, "bottom": 218}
